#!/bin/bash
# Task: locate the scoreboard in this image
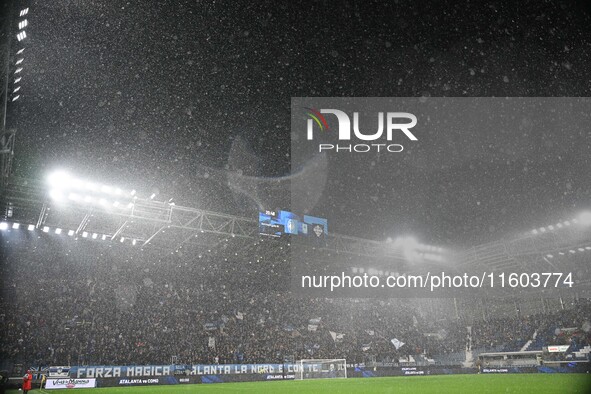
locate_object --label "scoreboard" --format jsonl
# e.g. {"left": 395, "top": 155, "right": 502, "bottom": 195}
{"left": 258, "top": 210, "right": 327, "bottom": 239}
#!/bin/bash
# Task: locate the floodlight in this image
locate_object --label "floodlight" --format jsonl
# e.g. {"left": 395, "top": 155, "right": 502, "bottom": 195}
{"left": 49, "top": 189, "right": 63, "bottom": 201}
{"left": 14, "top": 77, "right": 21, "bottom": 83}
{"left": 546, "top": 254, "right": 553, "bottom": 258}
{"left": 11, "top": 96, "right": 20, "bottom": 102}
{"left": 113, "top": 201, "right": 120, "bottom": 207}
{"left": 130, "top": 190, "right": 136, "bottom": 196}
{"left": 68, "top": 230, "right": 75, "bottom": 236}
{"left": 82, "top": 232, "right": 88, "bottom": 238}
{"left": 15, "top": 67, "right": 23, "bottom": 74}
{"left": 12, "top": 223, "right": 20, "bottom": 229}
{"left": 564, "top": 221, "right": 571, "bottom": 226}
{"left": 43, "top": 226, "right": 49, "bottom": 233}
{"left": 532, "top": 229, "right": 538, "bottom": 234}
{"left": 120, "top": 237, "right": 125, "bottom": 242}
{"left": 48, "top": 171, "right": 71, "bottom": 187}
{"left": 19, "top": 20, "right": 28, "bottom": 29}
{"left": 13, "top": 86, "right": 21, "bottom": 93}
{"left": 0, "top": 222, "right": 8, "bottom": 230}
{"left": 132, "top": 239, "right": 137, "bottom": 245}
{"left": 20, "top": 8, "right": 29, "bottom": 16}
{"left": 16, "top": 48, "right": 24, "bottom": 54}
{"left": 101, "top": 234, "right": 107, "bottom": 240}
{"left": 68, "top": 193, "right": 80, "bottom": 201}
{"left": 578, "top": 248, "right": 585, "bottom": 252}
{"left": 556, "top": 223, "right": 563, "bottom": 228}
{"left": 92, "top": 233, "right": 98, "bottom": 239}
{"left": 569, "top": 250, "right": 576, "bottom": 254}
{"left": 84, "top": 196, "right": 92, "bottom": 203}
{"left": 548, "top": 225, "right": 554, "bottom": 230}
{"left": 28, "top": 224, "right": 35, "bottom": 231}
{"left": 558, "top": 252, "right": 565, "bottom": 255}
{"left": 585, "top": 246, "right": 591, "bottom": 250}
{"left": 98, "top": 198, "right": 107, "bottom": 206}
{"left": 150, "top": 193, "right": 156, "bottom": 200}
{"left": 15, "top": 58, "right": 23, "bottom": 65}
{"left": 540, "top": 227, "right": 546, "bottom": 233}
{"left": 55, "top": 228, "right": 62, "bottom": 234}
{"left": 16, "top": 31, "right": 26, "bottom": 41}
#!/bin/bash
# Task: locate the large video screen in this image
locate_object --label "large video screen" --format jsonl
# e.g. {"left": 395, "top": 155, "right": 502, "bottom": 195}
{"left": 258, "top": 210, "right": 327, "bottom": 239}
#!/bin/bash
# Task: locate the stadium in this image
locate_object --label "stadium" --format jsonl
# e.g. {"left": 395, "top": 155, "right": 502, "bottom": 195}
{"left": 1, "top": 1, "right": 591, "bottom": 393}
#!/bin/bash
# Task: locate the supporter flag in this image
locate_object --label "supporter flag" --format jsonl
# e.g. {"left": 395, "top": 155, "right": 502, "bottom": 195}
{"left": 208, "top": 337, "right": 216, "bottom": 349}
{"left": 361, "top": 343, "right": 372, "bottom": 352}
{"left": 365, "top": 329, "right": 375, "bottom": 336}
{"left": 236, "top": 311, "right": 244, "bottom": 320}
{"left": 391, "top": 338, "right": 405, "bottom": 350}
{"left": 329, "top": 331, "right": 345, "bottom": 342}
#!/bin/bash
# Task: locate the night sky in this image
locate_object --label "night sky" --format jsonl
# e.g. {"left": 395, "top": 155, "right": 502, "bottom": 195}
{"left": 7, "top": 0, "right": 591, "bottom": 247}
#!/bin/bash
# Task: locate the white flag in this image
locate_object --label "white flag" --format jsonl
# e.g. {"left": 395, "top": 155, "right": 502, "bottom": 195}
{"left": 329, "top": 331, "right": 345, "bottom": 342}
{"left": 391, "top": 338, "right": 405, "bottom": 350}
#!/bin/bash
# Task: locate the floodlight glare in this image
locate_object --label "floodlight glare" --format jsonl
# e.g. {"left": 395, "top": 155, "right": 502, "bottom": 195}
{"left": 49, "top": 189, "right": 63, "bottom": 201}
{"left": 84, "top": 196, "right": 92, "bottom": 202}
{"left": 13, "top": 223, "right": 20, "bottom": 229}
{"left": 98, "top": 198, "right": 107, "bottom": 206}
{"left": 0, "top": 222, "right": 8, "bottom": 230}
{"left": 115, "top": 188, "right": 122, "bottom": 195}
{"left": 28, "top": 224, "right": 35, "bottom": 231}
{"left": 130, "top": 190, "right": 136, "bottom": 196}
{"left": 48, "top": 171, "right": 71, "bottom": 188}
{"left": 578, "top": 211, "right": 591, "bottom": 226}
{"left": 55, "top": 228, "right": 62, "bottom": 235}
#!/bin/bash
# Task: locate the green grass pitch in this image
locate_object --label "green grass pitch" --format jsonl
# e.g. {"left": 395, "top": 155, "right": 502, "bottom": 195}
{"left": 9, "top": 374, "right": 591, "bottom": 394}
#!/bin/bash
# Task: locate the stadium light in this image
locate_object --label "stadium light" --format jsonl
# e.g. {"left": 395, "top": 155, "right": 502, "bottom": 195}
{"left": 68, "top": 230, "right": 75, "bottom": 236}
{"left": 14, "top": 76, "right": 22, "bottom": 83}
{"left": 578, "top": 248, "right": 585, "bottom": 252}
{"left": 132, "top": 239, "right": 137, "bottom": 245}
{"left": 12, "top": 223, "right": 20, "bottom": 229}
{"left": 55, "top": 228, "right": 62, "bottom": 235}
{"left": 564, "top": 221, "right": 571, "bottom": 226}
{"left": 546, "top": 254, "right": 553, "bottom": 258}
{"left": 11, "top": 96, "right": 20, "bottom": 102}
{"left": 92, "top": 233, "right": 98, "bottom": 239}
{"left": 15, "top": 58, "right": 23, "bottom": 65}
{"left": 15, "top": 67, "right": 23, "bottom": 74}
{"left": 43, "top": 226, "right": 49, "bottom": 233}
{"left": 13, "top": 86, "right": 21, "bottom": 93}
{"left": 0, "top": 222, "right": 8, "bottom": 230}
{"left": 16, "top": 31, "right": 26, "bottom": 41}
{"left": 82, "top": 232, "right": 88, "bottom": 238}
{"left": 16, "top": 48, "right": 24, "bottom": 55}
{"left": 120, "top": 237, "right": 125, "bottom": 242}
{"left": 28, "top": 224, "right": 35, "bottom": 231}
{"left": 18, "top": 20, "right": 28, "bottom": 29}
{"left": 20, "top": 8, "right": 29, "bottom": 16}
{"left": 101, "top": 234, "right": 107, "bottom": 240}
{"left": 49, "top": 189, "right": 63, "bottom": 201}
{"left": 569, "top": 250, "right": 576, "bottom": 254}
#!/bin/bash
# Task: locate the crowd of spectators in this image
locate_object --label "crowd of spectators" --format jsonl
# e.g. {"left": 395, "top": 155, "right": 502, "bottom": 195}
{"left": 1, "top": 232, "right": 589, "bottom": 370}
